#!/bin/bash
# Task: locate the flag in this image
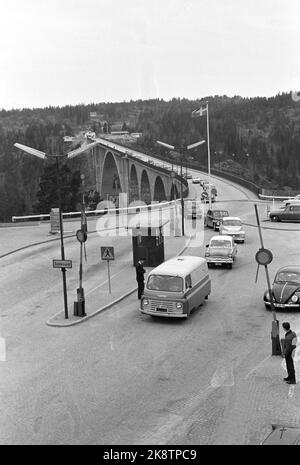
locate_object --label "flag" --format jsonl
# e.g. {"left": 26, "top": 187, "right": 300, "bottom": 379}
{"left": 191, "top": 105, "right": 207, "bottom": 118}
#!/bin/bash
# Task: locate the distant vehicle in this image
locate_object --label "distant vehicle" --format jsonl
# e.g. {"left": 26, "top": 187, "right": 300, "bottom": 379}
{"left": 140, "top": 256, "right": 211, "bottom": 318}
{"left": 219, "top": 217, "right": 245, "bottom": 243}
{"left": 186, "top": 173, "right": 193, "bottom": 179}
{"left": 263, "top": 266, "right": 300, "bottom": 311}
{"left": 269, "top": 204, "right": 300, "bottom": 222}
{"left": 192, "top": 177, "right": 201, "bottom": 184}
{"left": 282, "top": 194, "right": 300, "bottom": 206}
{"left": 261, "top": 425, "right": 300, "bottom": 445}
{"left": 204, "top": 209, "right": 229, "bottom": 230}
{"left": 202, "top": 182, "right": 217, "bottom": 196}
{"left": 201, "top": 191, "right": 216, "bottom": 203}
{"left": 205, "top": 235, "right": 237, "bottom": 269}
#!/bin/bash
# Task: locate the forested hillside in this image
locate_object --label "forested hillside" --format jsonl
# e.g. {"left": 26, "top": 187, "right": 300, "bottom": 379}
{"left": 0, "top": 93, "right": 299, "bottom": 221}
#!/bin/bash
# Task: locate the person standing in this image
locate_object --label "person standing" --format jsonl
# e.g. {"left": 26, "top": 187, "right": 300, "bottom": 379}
{"left": 282, "top": 322, "right": 297, "bottom": 384}
{"left": 136, "top": 258, "right": 146, "bottom": 300}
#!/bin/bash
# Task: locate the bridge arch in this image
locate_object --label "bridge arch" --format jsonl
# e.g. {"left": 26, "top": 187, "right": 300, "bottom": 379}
{"left": 153, "top": 176, "right": 167, "bottom": 202}
{"left": 101, "top": 151, "right": 122, "bottom": 204}
{"left": 140, "top": 170, "right": 151, "bottom": 204}
{"left": 129, "top": 164, "right": 139, "bottom": 203}
{"left": 170, "top": 183, "right": 179, "bottom": 200}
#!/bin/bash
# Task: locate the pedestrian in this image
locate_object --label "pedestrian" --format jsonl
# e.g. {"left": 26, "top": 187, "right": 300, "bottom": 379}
{"left": 282, "top": 322, "right": 297, "bottom": 384}
{"left": 136, "top": 258, "right": 146, "bottom": 300}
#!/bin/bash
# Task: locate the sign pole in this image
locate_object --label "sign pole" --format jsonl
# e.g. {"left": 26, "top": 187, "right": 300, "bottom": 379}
{"left": 107, "top": 260, "right": 111, "bottom": 294}
{"left": 254, "top": 204, "right": 281, "bottom": 355}
{"left": 56, "top": 156, "right": 68, "bottom": 319}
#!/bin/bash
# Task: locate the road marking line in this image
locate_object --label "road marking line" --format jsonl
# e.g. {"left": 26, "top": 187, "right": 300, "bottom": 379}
{"left": 85, "top": 263, "right": 131, "bottom": 296}
{"left": 244, "top": 355, "right": 271, "bottom": 379}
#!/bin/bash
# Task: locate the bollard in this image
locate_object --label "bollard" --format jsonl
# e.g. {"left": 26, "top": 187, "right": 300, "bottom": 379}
{"left": 74, "top": 288, "right": 86, "bottom": 317}
{"left": 271, "top": 320, "right": 282, "bottom": 356}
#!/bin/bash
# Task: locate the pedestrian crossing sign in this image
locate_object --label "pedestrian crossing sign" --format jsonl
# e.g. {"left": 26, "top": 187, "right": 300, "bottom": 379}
{"left": 101, "top": 246, "right": 115, "bottom": 261}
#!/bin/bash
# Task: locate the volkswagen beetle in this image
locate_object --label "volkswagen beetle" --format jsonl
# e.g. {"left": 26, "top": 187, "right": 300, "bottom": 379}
{"left": 263, "top": 266, "right": 300, "bottom": 310}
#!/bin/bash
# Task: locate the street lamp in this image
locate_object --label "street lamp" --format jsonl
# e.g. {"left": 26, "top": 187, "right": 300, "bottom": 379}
{"left": 14, "top": 143, "right": 70, "bottom": 318}
{"left": 14, "top": 139, "right": 98, "bottom": 319}
{"left": 156, "top": 139, "right": 205, "bottom": 236}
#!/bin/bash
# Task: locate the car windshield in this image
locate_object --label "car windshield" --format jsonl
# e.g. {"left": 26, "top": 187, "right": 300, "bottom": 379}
{"left": 222, "top": 219, "right": 241, "bottom": 226}
{"left": 275, "top": 271, "right": 300, "bottom": 284}
{"left": 210, "top": 240, "right": 231, "bottom": 248}
{"left": 213, "top": 211, "right": 229, "bottom": 218}
{"left": 147, "top": 275, "right": 183, "bottom": 292}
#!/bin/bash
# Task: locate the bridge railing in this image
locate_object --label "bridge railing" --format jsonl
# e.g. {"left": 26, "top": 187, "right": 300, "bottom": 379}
{"left": 11, "top": 199, "right": 182, "bottom": 223}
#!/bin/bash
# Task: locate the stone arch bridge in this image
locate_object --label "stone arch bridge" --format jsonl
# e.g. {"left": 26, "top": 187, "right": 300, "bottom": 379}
{"left": 72, "top": 138, "right": 185, "bottom": 206}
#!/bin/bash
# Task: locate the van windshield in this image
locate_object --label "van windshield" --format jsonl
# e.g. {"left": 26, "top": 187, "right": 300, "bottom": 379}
{"left": 147, "top": 275, "right": 183, "bottom": 292}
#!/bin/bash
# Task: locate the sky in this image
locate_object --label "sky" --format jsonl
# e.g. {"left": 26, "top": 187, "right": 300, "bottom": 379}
{"left": 1, "top": 0, "right": 300, "bottom": 109}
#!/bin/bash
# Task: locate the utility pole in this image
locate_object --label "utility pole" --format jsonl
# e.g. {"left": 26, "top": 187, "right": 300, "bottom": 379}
{"left": 156, "top": 139, "right": 205, "bottom": 237}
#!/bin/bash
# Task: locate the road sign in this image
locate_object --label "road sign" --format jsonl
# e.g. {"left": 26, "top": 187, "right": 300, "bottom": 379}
{"left": 76, "top": 229, "right": 87, "bottom": 243}
{"left": 50, "top": 208, "right": 60, "bottom": 234}
{"left": 53, "top": 259, "right": 72, "bottom": 269}
{"left": 101, "top": 246, "right": 115, "bottom": 261}
{"left": 255, "top": 248, "right": 273, "bottom": 266}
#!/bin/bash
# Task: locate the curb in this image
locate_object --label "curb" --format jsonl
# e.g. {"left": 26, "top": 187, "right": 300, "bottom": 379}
{"left": 0, "top": 226, "right": 124, "bottom": 260}
{"left": 46, "top": 234, "right": 192, "bottom": 327}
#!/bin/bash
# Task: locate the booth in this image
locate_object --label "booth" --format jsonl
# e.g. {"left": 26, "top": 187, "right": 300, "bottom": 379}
{"left": 127, "top": 209, "right": 170, "bottom": 267}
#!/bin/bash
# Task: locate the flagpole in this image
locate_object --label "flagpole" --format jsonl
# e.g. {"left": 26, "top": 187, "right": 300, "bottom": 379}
{"left": 206, "top": 102, "right": 211, "bottom": 209}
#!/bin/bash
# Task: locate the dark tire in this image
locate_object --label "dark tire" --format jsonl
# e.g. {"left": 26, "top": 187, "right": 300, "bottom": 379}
{"left": 227, "top": 263, "right": 233, "bottom": 269}
{"left": 213, "top": 223, "right": 217, "bottom": 231}
{"left": 264, "top": 304, "right": 271, "bottom": 311}
{"left": 205, "top": 295, "right": 209, "bottom": 300}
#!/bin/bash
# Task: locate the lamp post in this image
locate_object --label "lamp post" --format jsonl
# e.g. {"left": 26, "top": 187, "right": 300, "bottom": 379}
{"left": 14, "top": 139, "right": 98, "bottom": 319}
{"left": 156, "top": 139, "right": 205, "bottom": 236}
{"left": 14, "top": 143, "right": 70, "bottom": 319}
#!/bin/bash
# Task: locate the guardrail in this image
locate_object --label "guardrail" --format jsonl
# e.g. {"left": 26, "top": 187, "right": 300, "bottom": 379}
{"left": 11, "top": 199, "right": 182, "bottom": 223}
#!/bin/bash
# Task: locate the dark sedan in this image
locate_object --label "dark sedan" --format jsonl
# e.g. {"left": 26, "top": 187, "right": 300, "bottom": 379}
{"left": 264, "top": 266, "right": 300, "bottom": 310}
{"left": 204, "top": 209, "right": 229, "bottom": 230}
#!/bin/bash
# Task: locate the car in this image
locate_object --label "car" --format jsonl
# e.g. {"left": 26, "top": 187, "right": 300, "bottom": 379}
{"left": 219, "top": 216, "right": 245, "bottom": 243}
{"left": 205, "top": 235, "right": 237, "bottom": 269}
{"left": 186, "top": 173, "right": 193, "bottom": 179}
{"left": 263, "top": 266, "right": 300, "bottom": 311}
{"left": 261, "top": 425, "right": 300, "bottom": 445}
{"left": 269, "top": 204, "right": 300, "bottom": 222}
{"left": 192, "top": 177, "right": 201, "bottom": 184}
{"left": 204, "top": 209, "right": 229, "bottom": 231}
{"left": 282, "top": 194, "right": 300, "bottom": 206}
{"left": 201, "top": 191, "right": 216, "bottom": 203}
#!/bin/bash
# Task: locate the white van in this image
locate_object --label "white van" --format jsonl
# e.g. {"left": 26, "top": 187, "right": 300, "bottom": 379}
{"left": 140, "top": 256, "right": 211, "bottom": 318}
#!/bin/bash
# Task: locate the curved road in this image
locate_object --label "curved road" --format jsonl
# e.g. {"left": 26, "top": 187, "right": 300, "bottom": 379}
{"left": 0, "top": 172, "right": 300, "bottom": 445}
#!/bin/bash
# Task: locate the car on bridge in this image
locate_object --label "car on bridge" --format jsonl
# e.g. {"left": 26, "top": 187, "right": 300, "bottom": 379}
{"left": 219, "top": 216, "right": 245, "bottom": 243}
{"left": 201, "top": 190, "right": 216, "bottom": 203}
{"left": 263, "top": 266, "right": 300, "bottom": 311}
{"left": 204, "top": 209, "right": 229, "bottom": 231}
{"left": 192, "top": 177, "right": 201, "bottom": 184}
{"left": 269, "top": 204, "right": 300, "bottom": 222}
{"left": 205, "top": 235, "right": 237, "bottom": 269}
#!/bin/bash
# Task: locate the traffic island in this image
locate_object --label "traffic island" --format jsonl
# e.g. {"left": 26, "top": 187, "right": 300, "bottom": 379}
{"left": 46, "top": 234, "right": 192, "bottom": 327}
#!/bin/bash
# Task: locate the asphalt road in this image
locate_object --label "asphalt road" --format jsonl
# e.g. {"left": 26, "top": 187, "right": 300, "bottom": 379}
{"left": 1, "top": 173, "right": 300, "bottom": 444}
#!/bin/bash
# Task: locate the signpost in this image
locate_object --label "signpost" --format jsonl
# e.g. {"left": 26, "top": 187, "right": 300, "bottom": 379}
{"left": 101, "top": 247, "right": 115, "bottom": 294}
{"left": 53, "top": 259, "right": 72, "bottom": 269}
{"left": 50, "top": 208, "right": 60, "bottom": 234}
{"left": 254, "top": 204, "right": 281, "bottom": 356}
